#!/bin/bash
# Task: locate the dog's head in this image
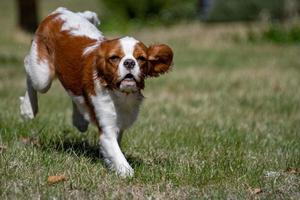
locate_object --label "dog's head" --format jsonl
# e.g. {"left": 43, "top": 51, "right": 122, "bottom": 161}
{"left": 94, "top": 36, "right": 173, "bottom": 93}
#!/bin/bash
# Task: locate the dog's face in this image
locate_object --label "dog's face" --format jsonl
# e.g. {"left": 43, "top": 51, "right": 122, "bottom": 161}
{"left": 95, "top": 37, "right": 173, "bottom": 93}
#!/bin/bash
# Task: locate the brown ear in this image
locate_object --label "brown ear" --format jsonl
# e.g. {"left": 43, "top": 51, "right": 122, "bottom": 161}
{"left": 146, "top": 44, "right": 173, "bottom": 77}
{"left": 94, "top": 55, "right": 109, "bottom": 87}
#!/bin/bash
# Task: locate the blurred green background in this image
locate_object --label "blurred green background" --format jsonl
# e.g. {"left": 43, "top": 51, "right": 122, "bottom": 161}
{"left": 12, "top": 0, "right": 300, "bottom": 43}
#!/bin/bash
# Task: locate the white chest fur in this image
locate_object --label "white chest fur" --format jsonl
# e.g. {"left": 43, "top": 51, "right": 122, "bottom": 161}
{"left": 110, "top": 90, "right": 143, "bottom": 131}
{"left": 91, "top": 79, "right": 143, "bottom": 132}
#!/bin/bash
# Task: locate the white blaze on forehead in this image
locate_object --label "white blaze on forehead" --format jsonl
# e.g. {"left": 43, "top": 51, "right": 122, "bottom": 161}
{"left": 119, "top": 37, "right": 139, "bottom": 57}
{"left": 118, "top": 37, "right": 141, "bottom": 83}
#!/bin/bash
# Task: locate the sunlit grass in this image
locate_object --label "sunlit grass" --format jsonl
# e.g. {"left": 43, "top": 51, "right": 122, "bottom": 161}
{"left": 0, "top": 1, "right": 299, "bottom": 199}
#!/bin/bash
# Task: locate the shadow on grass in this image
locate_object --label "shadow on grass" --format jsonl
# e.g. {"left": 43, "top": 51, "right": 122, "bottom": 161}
{"left": 40, "top": 137, "right": 144, "bottom": 168}
{"left": 49, "top": 139, "right": 102, "bottom": 162}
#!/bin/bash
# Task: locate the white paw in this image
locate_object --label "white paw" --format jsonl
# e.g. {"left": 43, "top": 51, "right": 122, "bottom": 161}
{"left": 114, "top": 162, "right": 134, "bottom": 178}
{"left": 20, "top": 96, "right": 34, "bottom": 120}
{"left": 105, "top": 158, "right": 134, "bottom": 178}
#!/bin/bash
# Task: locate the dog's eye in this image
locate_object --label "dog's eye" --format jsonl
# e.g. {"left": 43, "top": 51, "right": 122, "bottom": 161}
{"left": 109, "top": 55, "right": 120, "bottom": 62}
{"left": 137, "top": 56, "right": 146, "bottom": 62}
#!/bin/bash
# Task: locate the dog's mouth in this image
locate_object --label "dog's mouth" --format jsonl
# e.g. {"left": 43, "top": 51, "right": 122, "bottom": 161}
{"left": 118, "top": 74, "right": 138, "bottom": 93}
{"left": 122, "top": 73, "right": 136, "bottom": 82}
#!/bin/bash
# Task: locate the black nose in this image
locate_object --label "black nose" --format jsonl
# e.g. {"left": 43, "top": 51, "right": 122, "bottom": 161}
{"left": 123, "top": 59, "right": 135, "bottom": 70}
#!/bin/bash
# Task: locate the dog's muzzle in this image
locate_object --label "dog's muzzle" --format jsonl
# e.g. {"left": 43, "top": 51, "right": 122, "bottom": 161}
{"left": 119, "top": 74, "right": 138, "bottom": 93}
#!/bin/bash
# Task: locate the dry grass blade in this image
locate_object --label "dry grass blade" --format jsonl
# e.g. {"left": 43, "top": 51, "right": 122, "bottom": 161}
{"left": 285, "top": 167, "right": 299, "bottom": 174}
{"left": 20, "top": 137, "right": 40, "bottom": 147}
{"left": 0, "top": 144, "right": 8, "bottom": 153}
{"left": 250, "top": 188, "right": 263, "bottom": 195}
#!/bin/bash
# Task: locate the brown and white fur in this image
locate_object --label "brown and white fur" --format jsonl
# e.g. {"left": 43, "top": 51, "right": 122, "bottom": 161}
{"left": 19, "top": 7, "right": 173, "bottom": 177}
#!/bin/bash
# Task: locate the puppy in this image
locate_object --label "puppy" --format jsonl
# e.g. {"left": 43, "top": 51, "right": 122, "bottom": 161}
{"left": 20, "top": 7, "right": 173, "bottom": 177}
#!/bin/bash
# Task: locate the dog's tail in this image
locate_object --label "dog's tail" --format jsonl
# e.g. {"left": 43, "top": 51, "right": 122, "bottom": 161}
{"left": 77, "top": 11, "right": 100, "bottom": 26}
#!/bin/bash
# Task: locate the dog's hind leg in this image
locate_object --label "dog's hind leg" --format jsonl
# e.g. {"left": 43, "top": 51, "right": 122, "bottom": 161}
{"left": 72, "top": 101, "right": 89, "bottom": 132}
{"left": 20, "top": 77, "right": 38, "bottom": 119}
{"left": 20, "top": 40, "right": 54, "bottom": 120}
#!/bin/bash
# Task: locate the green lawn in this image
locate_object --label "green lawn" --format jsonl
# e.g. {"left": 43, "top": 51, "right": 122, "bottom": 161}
{"left": 0, "top": 1, "right": 299, "bottom": 199}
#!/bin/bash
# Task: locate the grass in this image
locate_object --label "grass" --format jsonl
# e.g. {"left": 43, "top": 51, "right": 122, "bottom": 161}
{"left": 0, "top": 1, "right": 300, "bottom": 199}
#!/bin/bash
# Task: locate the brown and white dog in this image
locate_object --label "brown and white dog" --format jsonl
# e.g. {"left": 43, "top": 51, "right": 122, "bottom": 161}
{"left": 20, "top": 7, "right": 173, "bottom": 177}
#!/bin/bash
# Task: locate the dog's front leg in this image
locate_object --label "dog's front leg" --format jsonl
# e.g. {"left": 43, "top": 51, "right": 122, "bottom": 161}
{"left": 90, "top": 87, "right": 133, "bottom": 177}
{"left": 100, "top": 127, "right": 133, "bottom": 177}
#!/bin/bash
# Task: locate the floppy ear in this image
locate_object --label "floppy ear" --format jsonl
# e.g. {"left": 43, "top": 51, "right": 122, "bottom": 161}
{"left": 94, "top": 55, "right": 109, "bottom": 87}
{"left": 146, "top": 44, "right": 173, "bottom": 77}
